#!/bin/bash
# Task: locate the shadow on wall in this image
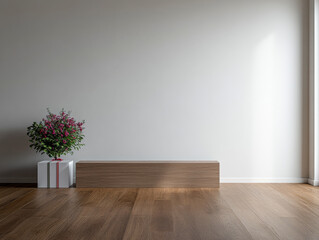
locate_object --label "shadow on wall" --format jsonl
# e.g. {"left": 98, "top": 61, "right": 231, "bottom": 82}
{"left": 0, "top": 129, "right": 38, "bottom": 182}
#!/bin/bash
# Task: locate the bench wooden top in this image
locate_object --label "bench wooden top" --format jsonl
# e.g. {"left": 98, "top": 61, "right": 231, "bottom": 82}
{"left": 77, "top": 160, "right": 219, "bottom": 164}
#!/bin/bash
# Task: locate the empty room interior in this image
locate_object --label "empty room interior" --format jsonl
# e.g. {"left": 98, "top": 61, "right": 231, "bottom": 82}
{"left": 1, "top": 0, "right": 319, "bottom": 239}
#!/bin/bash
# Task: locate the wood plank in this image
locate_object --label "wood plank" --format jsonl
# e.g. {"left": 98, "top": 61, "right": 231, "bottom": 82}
{"left": 76, "top": 161, "right": 219, "bottom": 188}
{"left": 221, "top": 184, "right": 280, "bottom": 239}
{"left": 193, "top": 188, "right": 253, "bottom": 240}
{"left": 151, "top": 200, "right": 174, "bottom": 240}
{"left": 122, "top": 188, "right": 155, "bottom": 240}
{"left": 169, "top": 188, "right": 202, "bottom": 240}
{"left": 96, "top": 189, "right": 138, "bottom": 239}
{"left": 0, "top": 190, "right": 36, "bottom": 221}
{"left": 232, "top": 184, "right": 318, "bottom": 240}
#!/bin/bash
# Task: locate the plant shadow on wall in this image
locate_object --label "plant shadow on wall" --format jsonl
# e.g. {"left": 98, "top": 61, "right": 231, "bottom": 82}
{"left": 0, "top": 129, "right": 37, "bottom": 182}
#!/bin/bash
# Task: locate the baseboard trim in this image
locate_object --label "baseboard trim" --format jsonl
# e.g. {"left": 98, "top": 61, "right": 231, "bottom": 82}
{"left": 0, "top": 177, "right": 310, "bottom": 184}
{"left": 221, "top": 178, "right": 308, "bottom": 183}
{"left": 0, "top": 178, "right": 37, "bottom": 183}
{"left": 308, "top": 178, "right": 319, "bottom": 186}
{"left": 74, "top": 177, "right": 309, "bottom": 184}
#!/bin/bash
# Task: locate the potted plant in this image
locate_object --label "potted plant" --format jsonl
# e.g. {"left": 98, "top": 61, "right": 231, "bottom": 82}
{"left": 27, "top": 109, "right": 85, "bottom": 160}
{"left": 28, "top": 109, "right": 85, "bottom": 188}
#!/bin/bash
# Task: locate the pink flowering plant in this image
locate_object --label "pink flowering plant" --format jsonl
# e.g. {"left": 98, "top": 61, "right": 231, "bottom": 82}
{"left": 27, "top": 109, "right": 85, "bottom": 160}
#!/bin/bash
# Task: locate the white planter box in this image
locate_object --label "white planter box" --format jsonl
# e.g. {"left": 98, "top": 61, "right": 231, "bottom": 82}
{"left": 38, "top": 160, "right": 73, "bottom": 188}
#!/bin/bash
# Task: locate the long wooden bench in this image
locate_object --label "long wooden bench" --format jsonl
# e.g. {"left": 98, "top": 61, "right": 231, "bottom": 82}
{"left": 76, "top": 161, "right": 219, "bottom": 188}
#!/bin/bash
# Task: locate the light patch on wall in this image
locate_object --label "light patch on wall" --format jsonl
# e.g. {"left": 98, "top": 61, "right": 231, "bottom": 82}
{"left": 251, "top": 34, "right": 276, "bottom": 176}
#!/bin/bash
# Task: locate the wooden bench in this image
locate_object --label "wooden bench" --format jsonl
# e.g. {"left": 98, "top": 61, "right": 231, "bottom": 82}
{"left": 76, "top": 161, "right": 219, "bottom": 188}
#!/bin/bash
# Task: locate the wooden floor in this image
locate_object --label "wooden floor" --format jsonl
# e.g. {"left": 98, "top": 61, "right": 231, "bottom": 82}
{"left": 0, "top": 184, "right": 319, "bottom": 240}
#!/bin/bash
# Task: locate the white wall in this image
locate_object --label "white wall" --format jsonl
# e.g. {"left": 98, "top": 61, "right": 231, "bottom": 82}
{"left": 0, "top": 0, "right": 309, "bottom": 183}
{"left": 309, "top": 0, "right": 319, "bottom": 186}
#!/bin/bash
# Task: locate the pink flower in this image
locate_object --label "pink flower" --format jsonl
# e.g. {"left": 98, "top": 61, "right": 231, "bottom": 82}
{"left": 63, "top": 140, "right": 66, "bottom": 144}
{"left": 65, "top": 131, "right": 69, "bottom": 137}
{"left": 52, "top": 130, "right": 56, "bottom": 135}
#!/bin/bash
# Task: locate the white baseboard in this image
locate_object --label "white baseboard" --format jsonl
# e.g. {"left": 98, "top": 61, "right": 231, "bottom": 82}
{"left": 308, "top": 178, "right": 319, "bottom": 186}
{"left": 221, "top": 178, "right": 308, "bottom": 183}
